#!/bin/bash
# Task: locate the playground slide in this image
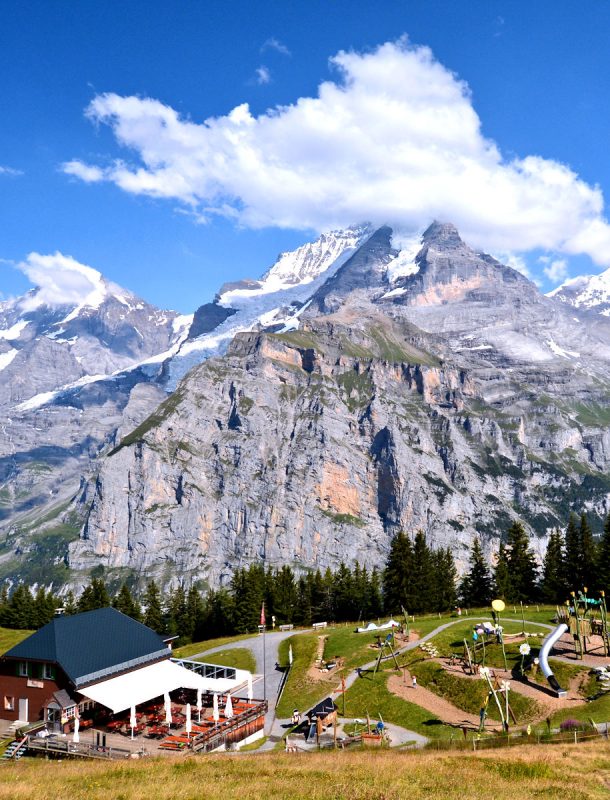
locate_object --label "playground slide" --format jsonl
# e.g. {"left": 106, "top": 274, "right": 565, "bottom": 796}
{"left": 539, "top": 623, "right": 568, "bottom": 697}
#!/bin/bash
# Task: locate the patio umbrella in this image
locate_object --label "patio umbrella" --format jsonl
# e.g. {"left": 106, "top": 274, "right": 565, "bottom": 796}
{"left": 130, "top": 704, "right": 137, "bottom": 739}
{"left": 212, "top": 693, "right": 219, "bottom": 723}
{"left": 72, "top": 714, "right": 80, "bottom": 744}
{"left": 196, "top": 688, "right": 203, "bottom": 723}
{"left": 247, "top": 674, "right": 253, "bottom": 701}
{"left": 164, "top": 692, "right": 172, "bottom": 726}
{"left": 225, "top": 693, "right": 233, "bottom": 719}
{"left": 185, "top": 703, "right": 192, "bottom": 739}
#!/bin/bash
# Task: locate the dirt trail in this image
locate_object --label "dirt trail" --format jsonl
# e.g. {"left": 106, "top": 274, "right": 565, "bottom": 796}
{"left": 387, "top": 673, "right": 502, "bottom": 731}
{"left": 389, "top": 656, "right": 591, "bottom": 730}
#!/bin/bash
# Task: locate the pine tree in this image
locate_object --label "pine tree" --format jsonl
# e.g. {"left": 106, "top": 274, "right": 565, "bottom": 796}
{"left": 334, "top": 562, "right": 357, "bottom": 621}
{"left": 368, "top": 567, "right": 384, "bottom": 618}
{"left": 185, "top": 587, "right": 203, "bottom": 641}
{"left": 383, "top": 531, "right": 414, "bottom": 614}
{"left": 494, "top": 542, "right": 511, "bottom": 601}
{"left": 32, "top": 587, "right": 57, "bottom": 628}
{"left": 113, "top": 584, "right": 141, "bottom": 621}
{"left": 541, "top": 529, "right": 566, "bottom": 603}
{"left": 459, "top": 537, "right": 493, "bottom": 608}
{"left": 411, "top": 531, "right": 433, "bottom": 612}
{"left": 78, "top": 578, "right": 111, "bottom": 612}
{"left": 431, "top": 548, "right": 457, "bottom": 611}
{"left": 503, "top": 521, "right": 539, "bottom": 602}
{"left": 63, "top": 590, "right": 77, "bottom": 615}
{"left": 597, "top": 514, "right": 610, "bottom": 594}
{"left": 5, "top": 585, "right": 35, "bottom": 629}
{"left": 293, "top": 575, "right": 313, "bottom": 627}
{"left": 273, "top": 566, "right": 297, "bottom": 624}
{"left": 143, "top": 580, "right": 164, "bottom": 633}
{"left": 564, "top": 513, "right": 581, "bottom": 592}
{"left": 579, "top": 513, "right": 597, "bottom": 591}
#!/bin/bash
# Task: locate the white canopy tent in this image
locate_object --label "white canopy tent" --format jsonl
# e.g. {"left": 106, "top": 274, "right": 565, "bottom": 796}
{"left": 79, "top": 659, "right": 250, "bottom": 715}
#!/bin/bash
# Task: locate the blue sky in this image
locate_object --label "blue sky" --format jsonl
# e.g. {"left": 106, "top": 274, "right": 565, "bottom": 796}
{"left": 2, "top": 1, "right": 610, "bottom": 312}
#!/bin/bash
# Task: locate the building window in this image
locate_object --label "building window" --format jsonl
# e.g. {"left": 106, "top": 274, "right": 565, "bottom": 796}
{"left": 18, "top": 662, "right": 28, "bottom": 677}
{"left": 43, "top": 663, "right": 55, "bottom": 680}
{"left": 4, "top": 696, "right": 14, "bottom": 711}
{"left": 65, "top": 706, "right": 76, "bottom": 719}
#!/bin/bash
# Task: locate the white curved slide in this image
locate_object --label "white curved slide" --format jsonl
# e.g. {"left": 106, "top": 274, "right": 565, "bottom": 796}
{"left": 539, "top": 623, "right": 568, "bottom": 697}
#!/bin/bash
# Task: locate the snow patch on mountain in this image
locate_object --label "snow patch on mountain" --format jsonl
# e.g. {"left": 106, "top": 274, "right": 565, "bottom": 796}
{"left": 0, "top": 349, "right": 18, "bottom": 372}
{"left": 166, "top": 226, "right": 373, "bottom": 389}
{"left": 387, "top": 231, "right": 423, "bottom": 282}
{"left": 0, "top": 319, "right": 29, "bottom": 340}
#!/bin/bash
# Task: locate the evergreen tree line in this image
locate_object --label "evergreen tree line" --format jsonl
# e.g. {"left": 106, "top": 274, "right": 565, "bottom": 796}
{"left": 2, "top": 513, "right": 608, "bottom": 642}
{"left": 459, "top": 513, "right": 610, "bottom": 607}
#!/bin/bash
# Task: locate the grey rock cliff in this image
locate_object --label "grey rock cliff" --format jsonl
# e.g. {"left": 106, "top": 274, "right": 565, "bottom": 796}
{"left": 68, "top": 225, "right": 610, "bottom": 589}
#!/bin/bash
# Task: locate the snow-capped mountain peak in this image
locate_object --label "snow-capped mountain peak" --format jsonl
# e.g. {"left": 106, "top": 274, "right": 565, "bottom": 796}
{"left": 549, "top": 266, "right": 610, "bottom": 316}
{"left": 261, "top": 225, "right": 371, "bottom": 289}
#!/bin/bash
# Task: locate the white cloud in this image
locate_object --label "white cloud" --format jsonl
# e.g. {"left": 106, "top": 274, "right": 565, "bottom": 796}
{"left": 261, "top": 37, "right": 291, "bottom": 56}
{"left": 63, "top": 160, "right": 105, "bottom": 183}
{"left": 543, "top": 258, "right": 569, "bottom": 284}
{"left": 62, "top": 38, "right": 610, "bottom": 265}
{"left": 255, "top": 65, "right": 271, "bottom": 85}
{"left": 0, "top": 165, "right": 23, "bottom": 176}
{"left": 16, "top": 252, "right": 105, "bottom": 311}
{"left": 495, "top": 252, "right": 531, "bottom": 278}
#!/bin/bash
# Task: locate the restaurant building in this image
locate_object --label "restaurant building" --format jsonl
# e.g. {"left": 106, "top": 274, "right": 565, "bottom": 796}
{"left": 0, "top": 607, "right": 251, "bottom": 731}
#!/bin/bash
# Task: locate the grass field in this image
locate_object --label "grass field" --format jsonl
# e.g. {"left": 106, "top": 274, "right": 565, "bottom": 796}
{"left": 4, "top": 741, "right": 608, "bottom": 799}
{"left": 276, "top": 634, "right": 320, "bottom": 717}
{"left": 342, "top": 668, "right": 449, "bottom": 739}
{"left": 0, "top": 626, "right": 32, "bottom": 654}
{"left": 190, "top": 647, "right": 256, "bottom": 673}
{"left": 173, "top": 633, "right": 253, "bottom": 659}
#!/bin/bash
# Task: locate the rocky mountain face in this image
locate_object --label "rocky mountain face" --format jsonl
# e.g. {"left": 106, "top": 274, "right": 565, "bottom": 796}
{"left": 550, "top": 266, "right": 610, "bottom": 317}
{"left": 67, "top": 223, "right": 610, "bottom": 590}
{"left": 0, "top": 274, "right": 190, "bottom": 583}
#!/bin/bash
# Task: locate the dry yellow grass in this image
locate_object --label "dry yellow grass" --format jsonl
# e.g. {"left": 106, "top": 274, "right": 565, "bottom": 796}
{"left": 1, "top": 742, "right": 610, "bottom": 800}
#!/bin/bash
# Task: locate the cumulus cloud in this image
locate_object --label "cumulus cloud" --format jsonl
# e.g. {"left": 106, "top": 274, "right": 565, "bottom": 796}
{"left": 261, "top": 37, "right": 291, "bottom": 56}
{"left": 542, "top": 258, "right": 569, "bottom": 284}
{"left": 17, "top": 252, "right": 104, "bottom": 311}
{"left": 254, "top": 65, "right": 271, "bottom": 85}
{"left": 61, "top": 38, "right": 610, "bottom": 265}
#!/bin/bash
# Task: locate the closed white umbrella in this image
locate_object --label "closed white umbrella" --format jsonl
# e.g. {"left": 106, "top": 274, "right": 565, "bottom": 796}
{"left": 212, "top": 693, "right": 219, "bottom": 723}
{"left": 288, "top": 644, "right": 293, "bottom": 666}
{"left": 247, "top": 674, "right": 253, "bottom": 701}
{"left": 72, "top": 714, "right": 80, "bottom": 744}
{"left": 130, "top": 704, "right": 137, "bottom": 739}
{"left": 196, "top": 688, "right": 203, "bottom": 723}
{"left": 225, "top": 693, "right": 233, "bottom": 719}
{"left": 185, "top": 703, "right": 192, "bottom": 739}
{"left": 164, "top": 692, "right": 172, "bottom": 726}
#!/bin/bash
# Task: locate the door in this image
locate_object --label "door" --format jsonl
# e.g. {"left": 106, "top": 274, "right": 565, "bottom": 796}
{"left": 18, "top": 698, "right": 28, "bottom": 722}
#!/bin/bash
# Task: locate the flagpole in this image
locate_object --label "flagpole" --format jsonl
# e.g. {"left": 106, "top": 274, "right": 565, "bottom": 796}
{"left": 261, "top": 601, "right": 267, "bottom": 703}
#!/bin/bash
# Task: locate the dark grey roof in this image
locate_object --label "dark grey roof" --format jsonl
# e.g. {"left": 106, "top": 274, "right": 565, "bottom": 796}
{"left": 308, "top": 697, "right": 338, "bottom": 718}
{"left": 52, "top": 689, "right": 76, "bottom": 709}
{"left": 3, "top": 607, "right": 170, "bottom": 687}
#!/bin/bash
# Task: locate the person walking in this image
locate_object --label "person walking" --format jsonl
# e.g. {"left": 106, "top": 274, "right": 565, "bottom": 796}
{"left": 412, "top": 675, "right": 417, "bottom": 689}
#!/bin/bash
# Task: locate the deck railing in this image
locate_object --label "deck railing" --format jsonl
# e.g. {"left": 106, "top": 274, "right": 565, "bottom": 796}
{"left": 190, "top": 700, "right": 268, "bottom": 753}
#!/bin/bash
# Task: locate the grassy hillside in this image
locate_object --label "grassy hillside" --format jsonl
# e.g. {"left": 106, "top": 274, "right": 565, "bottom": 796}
{"left": 0, "top": 626, "right": 32, "bottom": 654}
{"left": 1, "top": 743, "right": 609, "bottom": 799}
